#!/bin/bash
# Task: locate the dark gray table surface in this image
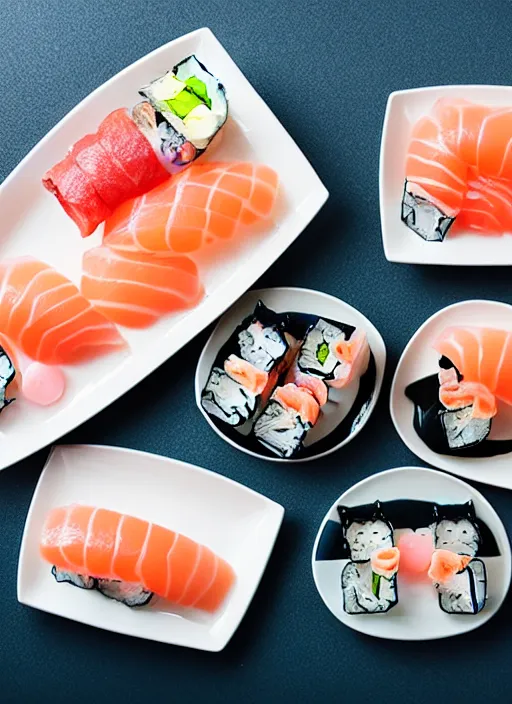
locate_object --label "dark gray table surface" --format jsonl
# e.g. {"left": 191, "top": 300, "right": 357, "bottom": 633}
{"left": 1, "top": 1, "right": 511, "bottom": 701}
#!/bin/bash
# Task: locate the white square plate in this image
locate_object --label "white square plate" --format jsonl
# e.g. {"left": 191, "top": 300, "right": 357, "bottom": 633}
{"left": 17, "top": 444, "right": 284, "bottom": 651}
{"left": 0, "top": 27, "right": 328, "bottom": 471}
{"left": 380, "top": 85, "right": 512, "bottom": 265}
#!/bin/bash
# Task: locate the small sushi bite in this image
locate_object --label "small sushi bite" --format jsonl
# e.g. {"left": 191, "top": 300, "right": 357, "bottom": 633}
{"left": 136, "top": 55, "right": 227, "bottom": 172}
{"left": 201, "top": 367, "right": 257, "bottom": 426}
{"left": 253, "top": 384, "right": 320, "bottom": 459}
{"left": 428, "top": 549, "right": 472, "bottom": 584}
{"left": 338, "top": 502, "right": 398, "bottom": 614}
{"left": 297, "top": 319, "right": 369, "bottom": 389}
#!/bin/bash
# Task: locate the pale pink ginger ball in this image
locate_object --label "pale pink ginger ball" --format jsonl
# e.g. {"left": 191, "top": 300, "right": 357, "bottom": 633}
{"left": 22, "top": 363, "right": 66, "bottom": 406}
{"left": 397, "top": 532, "right": 434, "bottom": 578}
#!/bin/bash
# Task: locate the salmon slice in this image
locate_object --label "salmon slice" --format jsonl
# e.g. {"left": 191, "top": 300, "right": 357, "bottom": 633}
{"left": 273, "top": 383, "right": 320, "bottom": 425}
{"left": 428, "top": 549, "right": 472, "bottom": 584}
{"left": 285, "top": 361, "right": 328, "bottom": 406}
{"left": 438, "top": 367, "right": 497, "bottom": 419}
{"left": 40, "top": 505, "right": 236, "bottom": 613}
{"left": 453, "top": 169, "right": 512, "bottom": 235}
{"left": 370, "top": 547, "right": 400, "bottom": 578}
{"left": 434, "top": 326, "right": 512, "bottom": 405}
{"left": 103, "top": 162, "right": 279, "bottom": 255}
{"left": 81, "top": 247, "right": 204, "bottom": 328}
{"left": 405, "top": 113, "right": 468, "bottom": 217}
{"left": 224, "top": 355, "right": 269, "bottom": 395}
{"left": 330, "top": 328, "right": 370, "bottom": 389}
{"left": 0, "top": 257, "right": 125, "bottom": 364}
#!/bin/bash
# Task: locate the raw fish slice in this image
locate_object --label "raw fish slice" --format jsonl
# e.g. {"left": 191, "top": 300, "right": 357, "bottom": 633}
{"left": 453, "top": 169, "right": 512, "bottom": 235}
{"left": 285, "top": 361, "right": 328, "bottom": 406}
{"left": 43, "top": 108, "right": 168, "bottom": 237}
{"left": 330, "top": 328, "right": 370, "bottom": 389}
{"left": 438, "top": 367, "right": 497, "bottom": 419}
{"left": 224, "top": 355, "right": 269, "bottom": 395}
{"left": 370, "top": 547, "right": 400, "bottom": 578}
{"left": 405, "top": 113, "right": 468, "bottom": 218}
{"left": 0, "top": 257, "right": 126, "bottom": 364}
{"left": 428, "top": 549, "right": 472, "bottom": 584}
{"left": 103, "top": 162, "right": 279, "bottom": 255}
{"left": 273, "top": 383, "right": 320, "bottom": 425}
{"left": 42, "top": 153, "right": 112, "bottom": 236}
{"left": 434, "top": 326, "right": 512, "bottom": 405}
{"left": 81, "top": 247, "right": 204, "bottom": 328}
{"left": 40, "top": 504, "right": 235, "bottom": 613}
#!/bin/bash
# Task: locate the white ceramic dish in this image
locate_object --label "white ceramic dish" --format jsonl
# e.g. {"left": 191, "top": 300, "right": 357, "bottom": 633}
{"left": 380, "top": 85, "right": 512, "bottom": 265}
{"left": 195, "top": 287, "right": 386, "bottom": 463}
{"left": 17, "top": 444, "right": 284, "bottom": 651}
{"left": 391, "top": 299, "right": 512, "bottom": 489}
{"left": 0, "top": 27, "right": 328, "bottom": 471}
{"left": 312, "top": 466, "right": 511, "bottom": 640}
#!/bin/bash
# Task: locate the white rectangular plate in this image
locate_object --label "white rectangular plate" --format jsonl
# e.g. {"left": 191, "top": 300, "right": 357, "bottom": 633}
{"left": 17, "top": 444, "right": 284, "bottom": 651}
{"left": 380, "top": 85, "right": 512, "bottom": 265}
{"left": 0, "top": 27, "right": 328, "bottom": 470}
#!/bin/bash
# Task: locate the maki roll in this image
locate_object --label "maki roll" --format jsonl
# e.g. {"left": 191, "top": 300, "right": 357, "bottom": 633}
{"left": 201, "top": 366, "right": 258, "bottom": 426}
{"left": 135, "top": 55, "right": 227, "bottom": 172}
{"left": 428, "top": 550, "right": 487, "bottom": 615}
{"left": 297, "top": 319, "right": 370, "bottom": 389}
{"left": 337, "top": 502, "right": 398, "bottom": 614}
{"left": 253, "top": 384, "right": 320, "bottom": 458}
{"left": 430, "top": 501, "right": 487, "bottom": 614}
{"left": 201, "top": 302, "right": 298, "bottom": 428}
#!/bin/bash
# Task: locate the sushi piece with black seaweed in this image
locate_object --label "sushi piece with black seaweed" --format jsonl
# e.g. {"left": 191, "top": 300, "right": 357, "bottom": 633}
{"left": 135, "top": 55, "right": 227, "bottom": 172}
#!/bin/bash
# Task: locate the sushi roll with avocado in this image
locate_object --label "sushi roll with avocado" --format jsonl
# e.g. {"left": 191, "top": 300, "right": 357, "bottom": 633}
{"left": 253, "top": 383, "right": 320, "bottom": 458}
{"left": 134, "top": 55, "right": 227, "bottom": 172}
{"left": 297, "top": 319, "right": 370, "bottom": 389}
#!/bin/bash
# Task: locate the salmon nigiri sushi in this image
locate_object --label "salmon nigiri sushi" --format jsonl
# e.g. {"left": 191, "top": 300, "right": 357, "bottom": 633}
{"left": 81, "top": 247, "right": 204, "bottom": 328}
{"left": 103, "top": 162, "right": 279, "bottom": 256}
{"left": 0, "top": 257, "right": 125, "bottom": 364}
{"left": 40, "top": 505, "right": 235, "bottom": 612}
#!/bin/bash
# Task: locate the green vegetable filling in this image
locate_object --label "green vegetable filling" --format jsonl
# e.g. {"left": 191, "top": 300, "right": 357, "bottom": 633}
{"left": 316, "top": 342, "right": 330, "bottom": 366}
{"left": 372, "top": 572, "right": 381, "bottom": 598}
{"left": 164, "top": 75, "right": 211, "bottom": 119}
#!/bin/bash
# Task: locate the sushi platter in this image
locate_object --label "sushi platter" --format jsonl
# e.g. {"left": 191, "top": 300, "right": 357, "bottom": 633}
{"left": 17, "top": 444, "right": 284, "bottom": 651}
{"left": 0, "top": 27, "right": 328, "bottom": 471}
{"left": 196, "top": 287, "right": 386, "bottom": 461}
{"left": 3, "top": 11, "right": 512, "bottom": 685}
{"left": 312, "top": 467, "right": 511, "bottom": 640}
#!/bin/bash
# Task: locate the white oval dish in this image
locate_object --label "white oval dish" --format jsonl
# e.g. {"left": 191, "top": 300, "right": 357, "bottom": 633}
{"left": 0, "top": 27, "right": 328, "bottom": 471}
{"left": 391, "top": 299, "right": 512, "bottom": 489}
{"left": 17, "top": 444, "right": 284, "bottom": 652}
{"left": 195, "top": 287, "right": 386, "bottom": 463}
{"left": 380, "top": 85, "right": 512, "bottom": 265}
{"left": 312, "top": 466, "right": 511, "bottom": 641}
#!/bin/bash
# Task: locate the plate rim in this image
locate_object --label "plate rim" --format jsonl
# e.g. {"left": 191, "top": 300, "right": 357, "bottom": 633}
{"left": 17, "top": 443, "right": 285, "bottom": 651}
{"left": 194, "top": 286, "right": 387, "bottom": 463}
{"left": 0, "top": 27, "right": 329, "bottom": 472}
{"left": 390, "top": 298, "right": 512, "bottom": 488}
{"left": 311, "top": 465, "right": 512, "bottom": 641}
